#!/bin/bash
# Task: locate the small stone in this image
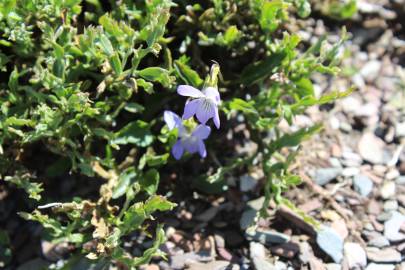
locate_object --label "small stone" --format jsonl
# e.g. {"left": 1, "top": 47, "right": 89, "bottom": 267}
{"left": 250, "top": 242, "right": 266, "bottom": 259}
{"left": 331, "top": 219, "right": 348, "bottom": 240}
{"left": 186, "top": 261, "right": 231, "bottom": 270}
{"left": 365, "top": 263, "right": 395, "bottom": 270}
{"left": 358, "top": 133, "right": 386, "bottom": 164}
{"left": 380, "top": 181, "right": 396, "bottom": 199}
{"left": 353, "top": 174, "right": 374, "bottom": 197}
{"left": 383, "top": 200, "right": 398, "bottom": 212}
{"left": 325, "top": 263, "right": 341, "bottom": 270}
{"left": 377, "top": 212, "right": 393, "bottom": 222}
{"left": 384, "top": 211, "right": 405, "bottom": 242}
{"left": 360, "top": 60, "right": 381, "bottom": 82}
{"left": 314, "top": 168, "right": 342, "bottom": 186}
{"left": 298, "top": 242, "right": 313, "bottom": 264}
{"left": 366, "top": 247, "right": 402, "bottom": 263}
{"left": 214, "top": 234, "right": 225, "bottom": 249}
{"left": 247, "top": 197, "right": 265, "bottom": 211}
{"left": 368, "top": 200, "right": 382, "bottom": 215}
{"left": 385, "top": 169, "right": 399, "bottom": 180}
{"left": 245, "top": 229, "right": 290, "bottom": 245}
{"left": 240, "top": 209, "right": 257, "bottom": 230}
{"left": 368, "top": 235, "right": 390, "bottom": 248}
{"left": 270, "top": 242, "right": 299, "bottom": 259}
{"left": 395, "top": 122, "right": 405, "bottom": 137}
{"left": 316, "top": 226, "right": 344, "bottom": 263}
{"left": 344, "top": 242, "right": 367, "bottom": 268}
{"left": 396, "top": 176, "right": 405, "bottom": 185}
{"left": 342, "top": 167, "right": 360, "bottom": 177}
{"left": 240, "top": 175, "right": 258, "bottom": 192}
{"left": 252, "top": 257, "right": 277, "bottom": 270}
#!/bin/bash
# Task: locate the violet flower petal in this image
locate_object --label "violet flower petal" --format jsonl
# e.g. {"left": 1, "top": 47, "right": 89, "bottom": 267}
{"left": 183, "top": 99, "right": 200, "bottom": 120}
{"left": 192, "top": 124, "right": 211, "bottom": 140}
{"left": 213, "top": 106, "right": 220, "bottom": 129}
{"left": 164, "top": 110, "right": 182, "bottom": 130}
{"left": 203, "top": 87, "right": 221, "bottom": 104}
{"left": 177, "top": 85, "right": 205, "bottom": 98}
{"left": 182, "top": 137, "right": 199, "bottom": 154}
{"left": 198, "top": 140, "right": 207, "bottom": 158}
{"left": 196, "top": 99, "right": 215, "bottom": 124}
{"left": 172, "top": 140, "right": 184, "bottom": 160}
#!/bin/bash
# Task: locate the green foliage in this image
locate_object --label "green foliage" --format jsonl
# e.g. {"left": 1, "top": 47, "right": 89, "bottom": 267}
{"left": 0, "top": 0, "right": 352, "bottom": 268}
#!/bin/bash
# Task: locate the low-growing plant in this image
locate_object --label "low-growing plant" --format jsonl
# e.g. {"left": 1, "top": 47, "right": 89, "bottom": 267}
{"left": 0, "top": 0, "right": 352, "bottom": 268}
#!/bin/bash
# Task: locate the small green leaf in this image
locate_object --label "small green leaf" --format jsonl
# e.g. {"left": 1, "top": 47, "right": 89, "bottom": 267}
{"left": 223, "top": 25, "right": 241, "bottom": 45}
{"left": 229, "top": 98, "right": 258, "bottom": 114}
{"left": 112, "top": 167, "right": 137, "bottom": 199}
{"left": 174, "top": 60, "right": 203, "bottom": 87}
{"left": 113, "top": 120, "right": 154, "bottom": 147}
{"left": 139, "top": 169, "right": 159, "bottom": 195}
{"left": 110, "top": 53, "right": 122, "bottom": 75}
{"left": 138, "top": 67, "right": 174, "bottom": 87}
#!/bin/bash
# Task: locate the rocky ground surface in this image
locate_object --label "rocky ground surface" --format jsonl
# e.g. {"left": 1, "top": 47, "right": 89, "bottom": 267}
{"left": 6, "top": 1, "right": 405, "bottom": 270}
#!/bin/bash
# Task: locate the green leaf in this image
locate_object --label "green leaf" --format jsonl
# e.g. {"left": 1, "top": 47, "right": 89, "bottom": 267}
{"left": 112, "top": 167, "right": 137, "bottom": 199}
{"left": 294, "top": 77, "right": 314, "bottom": 97}
{"left": 138, "top": 67, "right": 174, "bottom": 88}
{"left": 144, "top": 195, "right": 176, "bottom": 213}
{"left": 110, "top": 53, "right": 122, "bottom": 75}
{"left": 124, "top": 102, "right": 145, "bottom": 113}
{"left": 223, "top": 25, "right": 241, "bottom": 45}
{"left": 229, "top": 98, "right": 258, "bottom": 114}
{"left": 174, "top": 60, "right": 203, "bottom": 87}
{"left": 239, "top": 51, "right": 287, "bottom": 85}
{"left": 113, "top": 120, "right": 154, "bottom": 147}
{"left": 4, "top": 174, "right": 43, "bottom": 201}
{"left": 139, "top": 169, "right": 159, "bottom": 195}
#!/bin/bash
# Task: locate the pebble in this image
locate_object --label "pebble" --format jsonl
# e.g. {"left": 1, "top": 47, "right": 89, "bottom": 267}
{"left": 365, "top": 263, "right": 395, "bottom": 270}
{"left": 342, "top": 167, "right": 360, "bottom": 177}
{"left": 358, "top": 133, "right": 386, "bottom": 164}
{"left": 384, "top": 211, "right": 405, "bottom": 242}
{"left": 380, "top": 181, "right": 396, "bottom": 199}
{"left": 186, "top": 261, "right": 231, "bottom": 270}
{"left": 396, "top": 176, "right": 405, "bottom": 185}
{"left": 316, "top": 226, "right": 344, "bottom": 263}
{"left": 245, "top": 229, "right": 290, "bottom": 245}
{"left": 240, "top": 209, "right": 257, "bottom": 230}
{"left": 366, "top": 247, "right": 402, "bottom": 263}
{"left": 251, "top": 257, "right": 276, "bottom": 270}
{"left": 344, "top": 242, "right": 367, "bottom": 268}
{"left": 383, "top": 200, "right": 398, "bottom": 212}
{"left": 240, "top": 175, "right": 258, "bottom": 192}
{"left": 325, "top": 263, "right": 341, "bottom": 270}
{"left": 250, "top": 242, "right": 266, "bottom": 258}
{"left": 395, "top": 121, "right": 405, "bottom": 137}
{"left": 360, "top": 60, "right": 381, "bottom": 82}
{"left": 368, "top": 235, "right": 390, "bottom": 248}
{"left": 270, "top": 242, "right": 299, "bottom": 259}
{"left": 314, "top": 168, "right": 342, "bottom": 186}
{"left": 353, "top": 174, "right": 374, "bottom": 197}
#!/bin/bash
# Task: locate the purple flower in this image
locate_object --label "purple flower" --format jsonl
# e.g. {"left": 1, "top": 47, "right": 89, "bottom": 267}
{"left": 164, "top": 110, "right": 211, "bottom": 160}
{"left": 177, "top": 85, "right": 221, "bottom": 129}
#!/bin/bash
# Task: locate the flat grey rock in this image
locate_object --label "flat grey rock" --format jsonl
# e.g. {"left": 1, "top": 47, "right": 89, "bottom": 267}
{"left": 353, "top": 174, "right": 373, "bottom": 197}
{"left": 366, "top": 247, "right": 402, "bottom": 263}
{"left": 246, "top": 229, "right": 290, "bottom": 245}
{"left": 384, "top": 211, "right": 405, "bottom": 241}
{"left": 314, "top": 168, "right": 342, "bottom": 186}
{"left": 316, "top": 226, "right": 344, "bottom": 263}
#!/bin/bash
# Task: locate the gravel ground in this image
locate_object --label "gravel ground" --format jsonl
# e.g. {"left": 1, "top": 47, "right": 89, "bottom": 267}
{"left": 7, "top": 1, "right": 405, "bottom": 269}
